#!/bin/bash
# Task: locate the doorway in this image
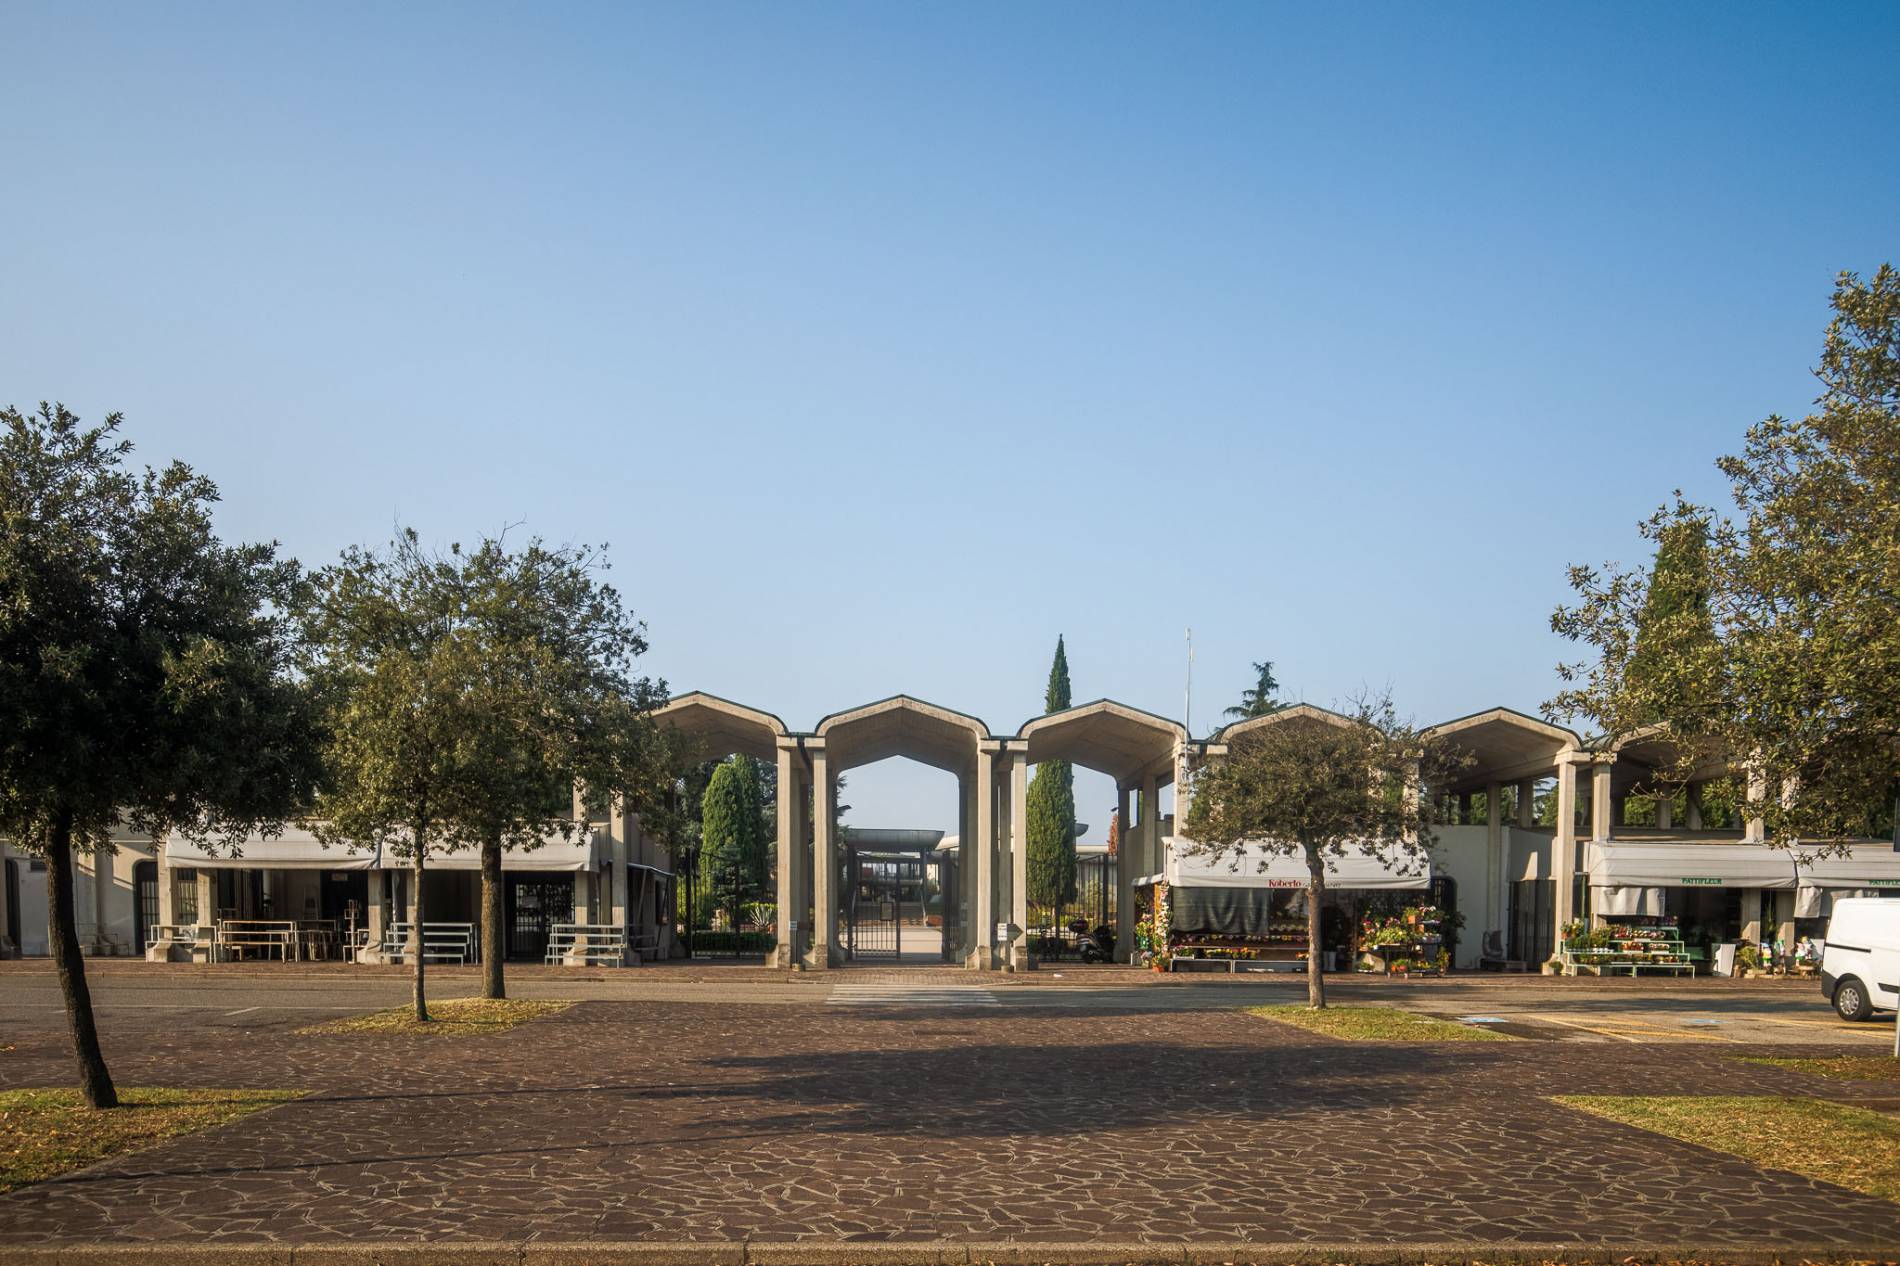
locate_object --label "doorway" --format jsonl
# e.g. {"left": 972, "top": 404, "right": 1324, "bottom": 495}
{"left": 505, "top": 875, "right": 573, "bottom": 961}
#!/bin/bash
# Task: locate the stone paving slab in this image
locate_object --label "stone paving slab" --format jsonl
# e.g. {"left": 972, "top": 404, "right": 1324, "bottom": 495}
{"left": 2, "top": 991, "right": 1898, "bottom": 1251}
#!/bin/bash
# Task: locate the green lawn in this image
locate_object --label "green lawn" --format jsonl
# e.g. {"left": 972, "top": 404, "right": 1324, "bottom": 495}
{"left": 1742, "top": 1054, "right": 1900, "bottom": 1083}
{"left": 1556, "top": 1094, "right": 1900, "bottom": 1204}
{"left": 1250, "top": 1004, "right": 1514, "bottom": 1042}
{"left": 0, "top": 1087, "right": 300, "bottom": 1194}
{"left": 302, "top": 995, "right": 575, "bottom": 1036}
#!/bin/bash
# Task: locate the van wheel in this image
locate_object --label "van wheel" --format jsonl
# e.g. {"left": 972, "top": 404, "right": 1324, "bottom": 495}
{"left": 1834, "top": 977, "right": 1874, "bottom": 1022}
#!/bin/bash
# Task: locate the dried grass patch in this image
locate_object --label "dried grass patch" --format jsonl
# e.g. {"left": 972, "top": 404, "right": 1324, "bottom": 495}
{"left": 1250, "top": 1003, "right": 1515, "bottom": 1042}
{"left": 302, "top": 995, "right": 575, "bottom": 1036}
{"left": 0, "top": 1087, "right": 299, "bottom": 1193}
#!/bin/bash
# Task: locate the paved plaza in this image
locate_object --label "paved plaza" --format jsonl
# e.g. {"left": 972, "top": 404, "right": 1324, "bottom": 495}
{"left": 2, "top": 962, "right": 1899, "bottom": 1257}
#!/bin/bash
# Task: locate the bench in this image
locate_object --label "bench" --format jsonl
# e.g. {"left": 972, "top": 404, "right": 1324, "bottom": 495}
{"left": 216, "top": 920, "right": 297, "bottom": 962}
{"left": 382, "top": 922, "right": 476, "bottom": 965}
{"left": 546, "top": 923, "right": 626, "bottom": 966}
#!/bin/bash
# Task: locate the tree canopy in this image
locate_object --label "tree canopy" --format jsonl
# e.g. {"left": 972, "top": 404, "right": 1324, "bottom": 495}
{"left": 0, "top": 403, "right": 319, "bottom": 1106}
{"left": 701, "top": 754, "right": 771, "bottom": 905}
{"left": 1184, "top": 694, "right": 1457, "bottom": 1006}
{"left": 1223, "top": 661, "right": 1283, "bottom": 721}
{"left": 1551, "top": 266, "right": 1900, "bottom": 848}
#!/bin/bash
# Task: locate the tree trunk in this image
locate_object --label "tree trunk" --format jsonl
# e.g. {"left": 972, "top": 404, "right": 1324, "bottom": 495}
{"left": 411, "top": 822, "right": 429, "bottom": 1023}
{"left": 46, "top": 811, "right": 118, "bottom": 1108}
{"left": 1304, "top": 841, "right": 1327, "bottom": 1009}
{"left": 481, "top": 834, "right": 505, "bottom": 1000}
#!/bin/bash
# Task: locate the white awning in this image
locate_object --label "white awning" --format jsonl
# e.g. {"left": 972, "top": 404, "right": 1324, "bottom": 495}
{"left": 409, "top": 831, "right": 599, "bottom": 873}
{"left": 163, "top": 827, "right": 600, "bottom": 873}
{"left": 1139, "top": 837, "right": 1429, "bottom": 890}
{"left": 1596, "top": 885, "right": 1667, "bottom": 917}
{"left": 163, "top": 828, "right": 377, "bottom": 871}
{"left": 1586, "top": 840, "right": 1900, "bottom": 891}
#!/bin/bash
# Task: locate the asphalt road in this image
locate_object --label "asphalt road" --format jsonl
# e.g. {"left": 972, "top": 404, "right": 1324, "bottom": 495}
{"left": 3, "top": 961, "right": 1891, "bottom": 1043}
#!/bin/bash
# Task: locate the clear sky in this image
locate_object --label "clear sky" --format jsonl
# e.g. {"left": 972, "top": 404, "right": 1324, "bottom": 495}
{"left": 4, "top": 2, "right": 1896, "bottom": 836}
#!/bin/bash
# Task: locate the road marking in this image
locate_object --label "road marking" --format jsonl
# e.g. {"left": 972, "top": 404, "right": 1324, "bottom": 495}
{"left": 223, "top": 1006, "right": 261, "bottom": 1016}
{"left": 828, "top": 985, "right": 999, "bottom": 1008}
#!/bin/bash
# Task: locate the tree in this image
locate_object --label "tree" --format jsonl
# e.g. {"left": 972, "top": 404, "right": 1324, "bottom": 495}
{"left": 1223, "top": 661, "right": 1283, "bottom": 720}
{"left": 1551, "top": 266, "right": 1900, "bottom": 849}
{"left": 430, "top": 536, "right": 664, "bottom": 1001}
{"left": 701, "top": 755, "right": 770, "bottom": 907}
{"left": 1026, "top": 636, "right": 1077, "bottom": 908}
{"left": 0, "top": 404, "right": 318, "bottom": 1107}
{"left": 1183, "top": 694, "right": 1456, "bottom": 1008}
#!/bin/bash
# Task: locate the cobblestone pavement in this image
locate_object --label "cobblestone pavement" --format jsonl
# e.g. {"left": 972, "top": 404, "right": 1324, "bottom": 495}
{"left": 3, "top": 974, "right": 1898, "bottom": 1248}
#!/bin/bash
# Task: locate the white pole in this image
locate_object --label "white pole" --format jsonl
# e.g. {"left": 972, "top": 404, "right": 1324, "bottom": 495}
{"left": 1184, "top": 627, "right": 1194, "bottom": 739}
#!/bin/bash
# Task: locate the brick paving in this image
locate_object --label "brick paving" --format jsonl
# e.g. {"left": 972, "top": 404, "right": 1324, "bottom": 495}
{"left": 2, "top": 980, "right": 1898, "bottom": 1249}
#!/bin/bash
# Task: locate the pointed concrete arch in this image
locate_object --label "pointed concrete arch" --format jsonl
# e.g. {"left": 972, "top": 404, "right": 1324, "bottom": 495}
{"left": 1424, "top": 706, "right": 1582, "bottom": 794}
{"left": 1216, "top": 702, "right": 1361, "bottom": 744}
{"left": 809, "top": 696, "right": 998, "bottom": 970}
{"left": 813, "top": 694, "right": 992, "bottom": 774}
{"left": 1016, "top": 698, "right": 1187, "bottom": 786}
{"left": 653, "top": 691, "right": 790, "bottom": 763}
{"left": 652, "top": 692, "right": 806, "bottom": 968}
{"left": 1018, "top": 699, "right": 1193, "bottom": 966}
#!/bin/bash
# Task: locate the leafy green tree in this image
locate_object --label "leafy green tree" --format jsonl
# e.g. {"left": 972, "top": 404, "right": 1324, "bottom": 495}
{"left": 1223, "top": 661, "right": 1283, "bottom": 720}
{"left": 0, "top": 404, "right": 318, "bottom": 1107}
{"left": 1552, "top": 266, "right": 1900, "bottom": 848}
{"left": 1184, "top": 693, "right": 1458, "bottom": 1008}
{"left": 1026, "top": 636, "right": 1077, "bottom": 908}
{"left": 429, "top": 536, "right": 665, "bottom": 1000}
{"left": 701, "top": 755, "right": 770, "bottom": 907}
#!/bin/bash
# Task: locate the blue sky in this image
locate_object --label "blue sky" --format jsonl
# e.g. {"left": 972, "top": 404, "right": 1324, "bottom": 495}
{"left": 4, "top": 2, "right": 1896, "bottom": 836}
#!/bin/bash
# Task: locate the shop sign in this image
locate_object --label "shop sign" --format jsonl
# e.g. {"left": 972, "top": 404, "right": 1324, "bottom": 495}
{"left": 1869, "top": 879, "right": 1900, "bottom": 887}
{"left": 1680, "top": 877, "right": 1724, "bottom": 886}
{"left": 1266, "top": 878, "right": 1305, "bottom": 889}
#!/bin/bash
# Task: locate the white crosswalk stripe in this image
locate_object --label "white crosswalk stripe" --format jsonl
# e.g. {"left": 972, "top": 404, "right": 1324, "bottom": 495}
{"left": 827, "top": 985, "right": 1000, "bottom": 1008}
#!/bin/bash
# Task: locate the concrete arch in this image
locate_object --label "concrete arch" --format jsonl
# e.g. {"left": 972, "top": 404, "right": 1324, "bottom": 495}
{"left": 1215, "top": 702, "right": 1361, "bottom": 743}
{"left": 813, "top": 695, "right": 991, "bottom": 775}
{"left": 652, "top": 691, "right": 789, "bottom": 763}
{"left": 1424, "top": 707, "right": 1582, "bottom": 794}
{"left": 1016, "top": 698, "right": 1186, "bottom": 787}
{"left": 652, "top": 692, "right": 806, "bottom": 968}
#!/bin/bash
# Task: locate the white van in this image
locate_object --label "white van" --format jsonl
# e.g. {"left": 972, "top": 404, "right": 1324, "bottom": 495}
{"left": 1820, "top": 897, "right": 1900, "bottom": 1021}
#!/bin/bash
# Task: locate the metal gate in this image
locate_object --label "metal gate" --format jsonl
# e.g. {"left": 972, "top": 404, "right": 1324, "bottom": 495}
{"left": 844, "top": 844, "right": 902, "bottom": 961}
{"left": 677, "top": 848, "right": 772, "bottom": 960}
{"left": 506, "top": 876, "right": 572, "bottom": 961}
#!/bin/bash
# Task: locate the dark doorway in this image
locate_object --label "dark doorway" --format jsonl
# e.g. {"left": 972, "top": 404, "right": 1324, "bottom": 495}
{"left": 505, "top": 875, "right": 573, "bottom": 961}
{"left": 3, "top": 858, "right": 17, "bottom": 953}
{"left": 133, "top": 859, "right": 158, "bottom": 953}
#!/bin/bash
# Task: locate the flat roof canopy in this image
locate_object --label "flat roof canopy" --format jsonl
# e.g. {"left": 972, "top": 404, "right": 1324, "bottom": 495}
{"left": 815, "top": 696, "right": 989, "bottom": 775}
{"left": 1018, "top": 699, "right": 1185, "bottom": 787}
{"left": 654, "top": 691, "right": 788, "bottom": 763}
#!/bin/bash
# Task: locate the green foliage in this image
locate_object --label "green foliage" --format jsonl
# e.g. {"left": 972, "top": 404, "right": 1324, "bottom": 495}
{"left": 0, "top": 403, "right": 319, "bottom": 854}
{"left": 1027, "top": 637, "right": 1076, "bottom": 907}
{"left": 0, "top": 403, "right": 320, "bottom": 1106}
{"left": 701, "top": 755, "right": 770, "bottom": 904}
{"left": 1551, "top": 266, "right": 1900, "bottom": 849}
{"left": 1223, "top": 660, "right": 1282, "bottom": 721}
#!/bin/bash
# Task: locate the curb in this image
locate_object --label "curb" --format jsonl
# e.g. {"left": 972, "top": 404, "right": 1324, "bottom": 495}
{"left": 5, "top": 1241, "right": 1896, "bottom": 1266}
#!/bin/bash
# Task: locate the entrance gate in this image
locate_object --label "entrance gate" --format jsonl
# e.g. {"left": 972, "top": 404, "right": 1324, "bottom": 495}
{"left": 506, "top": 876, "right": 573, "bottom": 961}
{"left": 844, "top": 843, "right": 901, "bottom": 961}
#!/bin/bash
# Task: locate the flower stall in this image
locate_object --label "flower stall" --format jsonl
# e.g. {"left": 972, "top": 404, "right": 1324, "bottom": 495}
{"left": 1357, "top": 904, "right": 1451, "bottom": 975}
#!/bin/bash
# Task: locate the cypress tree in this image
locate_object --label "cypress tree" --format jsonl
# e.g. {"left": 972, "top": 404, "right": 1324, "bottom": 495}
{"left": 1026, "top": 636, "right": 1077, "bottom": 908}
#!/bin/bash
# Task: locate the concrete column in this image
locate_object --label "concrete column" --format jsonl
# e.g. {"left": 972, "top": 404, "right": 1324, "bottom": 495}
{"left": 810, "top": 744, "right": 835, "bottom": 969}
{"left": 1140, "top": 771, "right": 1162, "bottom": 953}
{"left": 367, "top": 872, "right": 387, "bottom": 945}
{"left": 969, "top": 746, "right": 996, "bottom": 969}
{"left": 1485, "top": 781, "right": 1504, "bottom": 940}
{"left": 1745, "top": 767, "right": 1768, "bottom": 843}
{"left": 1114, "top": 783, "right": 1134, "bottom": 963}
{"left": 956, "top": 771, "right": 975, "bottom": 959}
{"left": 1591, "top": 760, "right": 1614, "bottom": 843}
{"left": 1773, "top": 890, "right": 1795, "bottom": 954}
{"left": 1008, "top": 750, "right": 1031, "bottom": 972}
{"left": 155, "top": 839, "right": 176, "bottom": 930}
{"left": 1685, "top": 782, "right": 1704, "bottom": 829}
{"left": 609, "top": 796, "right": 631, "bottom": 933}
{"left": 1742, "top": 889, "right": 1763, "bottom": 945}
{"left": 1516, "top": 779, "right": 1536, "bottom": 828}
{"left": 1552, "top": 758, "right": 1580, "bottom": 947}
{"left": 196, "top": 869, "right": 217, "bottom": 931}
{"left": 573, "top": 869, "right": 596, "bottom": 925}
{"left": 1656, "top": 791, "right": 1674, "bottom": 830}
{"left": 774, "top": 743, "right": 801, "bottom": 968}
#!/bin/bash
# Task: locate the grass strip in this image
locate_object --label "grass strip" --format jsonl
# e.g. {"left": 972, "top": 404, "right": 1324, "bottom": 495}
{"left": 1556, "top": 1094, "right": 1900, "bottom": 1204}
{"left": 1742, "top": 1054, "right": 1900, "bottom": 1083}
{"left": 302, "top": 995, "right": 575, "bottom": 1036}
{"left": 1249, "top": 1003, "right": 1514, "bottom": 1042}
{"left": 0, "top": 1087, "right": 300, "bottom": 1194}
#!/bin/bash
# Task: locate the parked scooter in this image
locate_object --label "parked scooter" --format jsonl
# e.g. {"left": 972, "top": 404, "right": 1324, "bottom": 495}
{"left": 1074, "top": 920, "right": 1116, "bottom": 963}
